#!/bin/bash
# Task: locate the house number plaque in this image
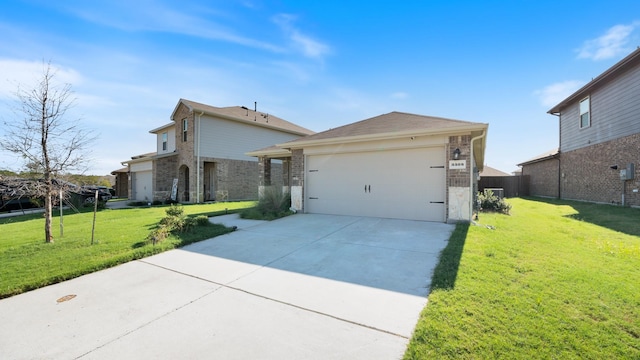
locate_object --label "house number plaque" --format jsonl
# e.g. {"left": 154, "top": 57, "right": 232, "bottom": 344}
{"left": 449, "top": 160, "right": 466, "bottom": 170}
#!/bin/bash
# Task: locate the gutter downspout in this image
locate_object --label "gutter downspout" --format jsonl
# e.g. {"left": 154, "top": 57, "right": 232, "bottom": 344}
{"left": 196, "top": 111, "right": 204, "bottom": 203}
{"left": 469, "top": 130, "right": 486, "bottom": 221}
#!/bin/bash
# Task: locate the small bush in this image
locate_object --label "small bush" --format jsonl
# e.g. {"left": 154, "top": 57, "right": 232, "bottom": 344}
{"left": 240, "top": 187, "right": 292, "bottom": 220}
{"left": 165, "top": 204, "right": 184, "bottom": 217}
{"left": 478, "top": 189, "right": 512, "bottom": 214}
{"left": 148, "top": 205, "right": 211, "bottom": 244}
{"left": 193, "top": 215, "right": 210, "bottom": 226}
{"left": 159, "top": 213, "right": 185, "bottom": 231}
{"left": 152, "top": 200, "right": 163, "bottom": 206}
{"left": 146, "top": 224, "right": 170, "bottom": 245}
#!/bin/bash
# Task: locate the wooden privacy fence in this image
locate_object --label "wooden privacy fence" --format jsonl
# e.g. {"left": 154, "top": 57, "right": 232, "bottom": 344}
{"left": 478, "top": 175, "right": 529, "bottom": 198}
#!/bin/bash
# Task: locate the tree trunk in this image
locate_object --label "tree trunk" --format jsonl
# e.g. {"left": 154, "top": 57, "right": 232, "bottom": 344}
{"left": 44, "top": 181, "right": 53, "bottom": 243}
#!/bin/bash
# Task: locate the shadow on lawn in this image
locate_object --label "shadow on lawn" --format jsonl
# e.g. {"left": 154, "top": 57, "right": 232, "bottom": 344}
{"left": 525, "top": 196, "right": 640, "bottom": 237}
{"left": 429, "top": 222, "right": 469, "bottom": 291}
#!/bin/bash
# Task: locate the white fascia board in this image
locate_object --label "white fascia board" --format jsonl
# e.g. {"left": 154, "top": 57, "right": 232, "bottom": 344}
{"left": 277, "top": 123, "right": 489, "bottom": 150}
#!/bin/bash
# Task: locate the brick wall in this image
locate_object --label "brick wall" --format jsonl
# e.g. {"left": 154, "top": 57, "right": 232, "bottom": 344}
{"left": 447, "top": 135, "right": 471, "bottom": 220}
{"left": 291, "top": 149, "right": 304, "bottom": 187}
{"left": 113, "top": 172, "right": 128, "bottom": 198}
{"left": 154, "top": 155, "right": 178, "bottom": 201}
{"left": 173, "top": 103, "right": 196, "bottom": 201}
{"left": 560, "top": 133, "right": 640, "bottom": 206}
{"left": 522, "top": 158, "right": 559, "bottom": 198}
{"left": 212, "top": 158, "right": 283, "bottom": 200}
{"left": 447, "top": 135, "right": 471, "bottom": 187}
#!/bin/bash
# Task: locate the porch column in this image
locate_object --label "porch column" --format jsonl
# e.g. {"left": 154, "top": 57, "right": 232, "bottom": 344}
{"left": 282, "top": 158, "right": 290, "bottom": 187}
{"left": 258, "top": 156, "right": 272, "bottom": 186}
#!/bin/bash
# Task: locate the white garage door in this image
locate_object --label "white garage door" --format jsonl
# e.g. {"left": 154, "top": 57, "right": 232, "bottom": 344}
{"left": 132, "top": 170, "right": 153, "bottom": 202}
{"left": 305, "top": 147, "right": 445, "bottom": 221}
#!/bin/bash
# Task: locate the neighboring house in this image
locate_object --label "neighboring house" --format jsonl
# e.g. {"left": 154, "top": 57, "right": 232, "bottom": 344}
{"left": 248, "top": 111, "right": 488, "bottom": 222}
{"left": 517, "top": 149, "right": 560, "bottom": 198}
{"left": 520, "top": 48, "right": 640, "bottom": 206}
{"left": 110, "top": 167, "right": 129, "bottom": 198}
{"left": 121, "top": 99, "right": 314, "bottom": 203}
{"left": 479, "top": 165, "right": 511, "bottom": 177}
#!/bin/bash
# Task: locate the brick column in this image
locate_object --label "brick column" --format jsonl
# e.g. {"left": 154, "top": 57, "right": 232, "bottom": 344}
{"left": 258, "top": 156, "right": 271, "bottom": 186}
{"left": 447, "top": 135, "right": 472, "bottom": 222}
{"left": 290, "top": 149, "right": 304, "bottom": 211}
{"left": 282, "top": 158, "right": 290, "bottom": 187}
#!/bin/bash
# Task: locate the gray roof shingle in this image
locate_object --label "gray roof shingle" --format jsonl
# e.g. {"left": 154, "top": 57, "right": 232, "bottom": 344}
{"left": 177, "top": 99, "right": 315, "bottom": 136}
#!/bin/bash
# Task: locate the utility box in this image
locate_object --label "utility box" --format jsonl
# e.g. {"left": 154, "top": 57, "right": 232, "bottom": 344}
{"left": 620, "top": 163, "right": 635, "bottom": 181}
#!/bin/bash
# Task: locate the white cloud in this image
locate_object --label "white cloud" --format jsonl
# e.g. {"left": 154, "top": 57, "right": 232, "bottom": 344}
{"left": 534, "top": 80, "right": 584, "bottom": 108}
{"left": 577, "top": 22, "right": 639, "bottom": 60}
{"left": 272, "top": 13, "right": 331, "bottom": 60}
{"left": 62, "top": 1, "right": 283, "bottom": 53}
{"left": 0, "top": 59, "right": 83, "bottom": 99}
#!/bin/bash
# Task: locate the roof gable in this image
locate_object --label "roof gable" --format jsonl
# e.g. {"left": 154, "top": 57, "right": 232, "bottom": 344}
{"left": 281, "top": 111, "right": 487, "bottom": 147}
{"left": 517, "top": 148, "right": 559, "bottom": 166}
{"left": 479, "top": 166, "right": 511, "bottom": 177}
{"left": 170, "top": 98, "right": 314, "bottom": 136}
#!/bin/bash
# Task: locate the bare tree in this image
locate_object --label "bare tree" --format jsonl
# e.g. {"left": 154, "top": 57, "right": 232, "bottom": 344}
{"left": 1, "top": 62, "right": 96, "bottom": 243}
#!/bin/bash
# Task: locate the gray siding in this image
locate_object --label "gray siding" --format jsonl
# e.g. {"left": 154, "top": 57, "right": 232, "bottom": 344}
{"left": 198, "top": 116, "right": 303, "bottom": 161}
{"left": 561, "top": 64, "right": 640, "bottom": 152}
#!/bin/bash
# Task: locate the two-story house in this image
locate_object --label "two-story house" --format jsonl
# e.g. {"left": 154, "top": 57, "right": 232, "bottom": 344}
{"left": 519, "top": 48, "right": 640, "bottom": 206}
{"left": 121, "top": 99, "right": 314, "bottom": 203}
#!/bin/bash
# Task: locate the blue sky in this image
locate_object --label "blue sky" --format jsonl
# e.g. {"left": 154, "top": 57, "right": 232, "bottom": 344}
{"left": 1, "top": 0, "right": 639, "bottom": 175}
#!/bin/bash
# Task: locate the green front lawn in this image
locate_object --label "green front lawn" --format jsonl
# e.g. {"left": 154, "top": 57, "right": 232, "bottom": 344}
{"left": 0, "top": 201, "right": 254, "bottom": 299}
{"left": 405, "top": 198, "right": 640, "bottom": 359}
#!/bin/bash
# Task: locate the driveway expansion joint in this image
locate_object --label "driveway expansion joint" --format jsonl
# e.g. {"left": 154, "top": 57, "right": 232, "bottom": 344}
{"left": 136, "top": 257, "right": 410, "bottom": 340}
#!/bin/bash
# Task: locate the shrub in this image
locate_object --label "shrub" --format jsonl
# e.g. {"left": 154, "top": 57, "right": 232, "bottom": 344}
{"left": 478, "top": 189, "right": 512, "bottom": 214}
{"left": 241, "top": 187, "right": 292, "bottom": 220}
{"left": 147, "top": 205, "right": 211, "bottom": 244}
{"left": 165, "top": 204, "right": 184, "bottom": 217}
{"left": 146, "top": 224, "right": 170, "bottom": 245}
{"left": 257, "top": 187, "right": 290, "bottom": 214}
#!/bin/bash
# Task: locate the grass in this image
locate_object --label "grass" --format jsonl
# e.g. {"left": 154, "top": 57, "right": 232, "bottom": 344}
{"left": 0, "top": 201, "right": 255, "bottom": 299}
{"left": 405, "top": 197, "right": 640, "bottom": 359}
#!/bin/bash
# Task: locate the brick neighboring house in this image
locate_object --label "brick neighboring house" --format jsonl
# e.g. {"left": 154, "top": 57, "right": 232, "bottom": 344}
{"left": 520, "top": 48, "right": 640, "bottom": 206}
{"left": 121, "top": 99, "right": 314, "bottom": 203}
{"left": 518, "top": 149, "right": 560, "bottom": 198}
{"left": 110, "top": 167, "right": 129, "bottom": 198}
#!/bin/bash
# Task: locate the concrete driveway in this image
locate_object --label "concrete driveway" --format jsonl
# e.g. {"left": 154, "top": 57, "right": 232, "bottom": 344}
{"left": 0, "top": 214, "right": 453, "bottom": 359}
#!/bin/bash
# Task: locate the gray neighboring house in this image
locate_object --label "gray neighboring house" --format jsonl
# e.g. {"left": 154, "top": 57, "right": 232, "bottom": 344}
{"left": 121, "top": 99, "right": 314, "bottom": 203}
{"left": 249, "top": 111, "right": 488, "bottom": 222}
{"left": 519, "top": 48, "right": 640, "bottom": 206}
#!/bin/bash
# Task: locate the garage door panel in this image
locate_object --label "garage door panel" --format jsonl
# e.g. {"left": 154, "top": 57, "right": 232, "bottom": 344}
{"left": 133, "top": 171, "right": 153, "bottom": 202}
{"left": 306, "top": 147, "right": 445, "bottom": 222}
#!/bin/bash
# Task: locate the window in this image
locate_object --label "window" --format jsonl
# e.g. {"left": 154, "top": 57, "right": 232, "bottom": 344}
{"left": 162, "top": 132, "right": 168, "bottom": 151}
{"left": 182, "top": 118, "right": 188, "bottom": 141}
{"left": 579, "top": 97, "right": 590, "bottom": 128}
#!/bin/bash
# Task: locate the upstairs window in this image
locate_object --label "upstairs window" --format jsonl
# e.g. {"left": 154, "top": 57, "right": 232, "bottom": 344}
{"left": 162, "top": 132, "right": 168, "bottom": 151}
{"left": 182, "top": 118, "right": 188, "bottom": 142}
{"left": 579, "top": 97, "right": 590, "bottom": 128}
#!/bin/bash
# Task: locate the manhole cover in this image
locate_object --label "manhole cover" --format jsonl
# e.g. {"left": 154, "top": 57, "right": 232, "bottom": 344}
{"left": 56, "top": 294, "right": 76, "bottom": 303}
